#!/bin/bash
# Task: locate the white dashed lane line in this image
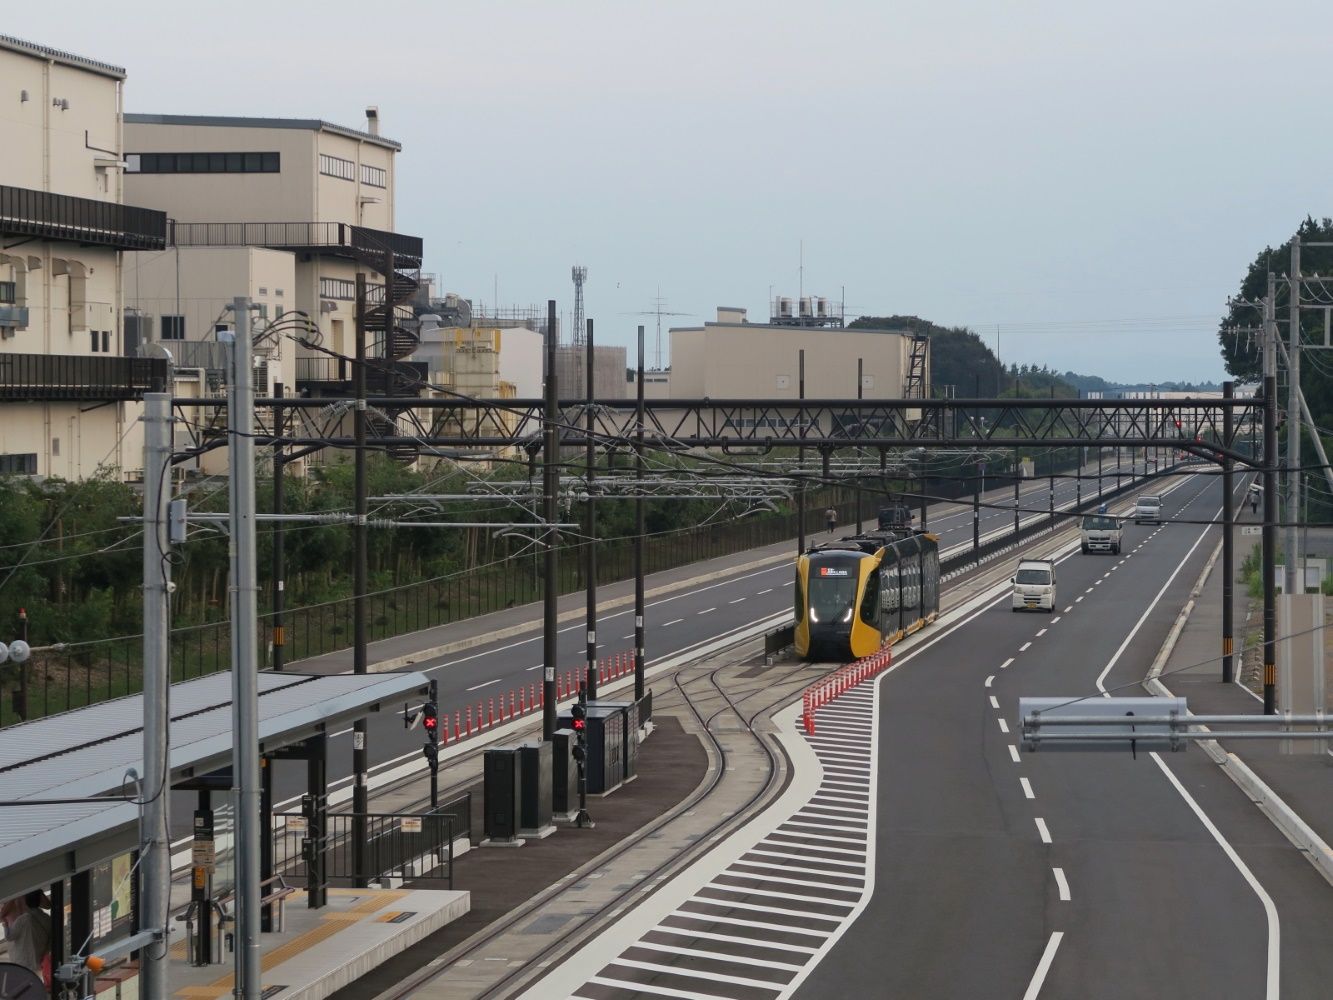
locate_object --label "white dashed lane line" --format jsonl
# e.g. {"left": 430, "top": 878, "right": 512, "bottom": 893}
{"left": 998, "top": 718, "right": 1010, "bottom": 734}
{"left": 1000, "top": 657, "right": 1014, "bottom": 669}
{"left": 989, "top": 696, "right": 1000, "bottom": 710}
{"left": 1036, "top": 629, "right": 1047, "bottom": 637}
{"left": 698, "top": 608, "right": 716, "bottom": 615}
{"left": 1020, "top": 642, "right": 1032, "bottom": 651}
{"left": 1021, "top": 777, "right": 1035, "bottom": 799}
{"left": 663, "top": 618, "right": 684, "bottom": 626}
{"left": 985, "top": 675, "right": 995, "bottom": 688}
{"left": 1009, "top": 745, "right": 1021, "bottom": 763}
{"left": 1035, "top": 818, "right": 1052, "bottom": 844}
{"left": 1053, "top": 867, "right": 1071, "bottom": 901}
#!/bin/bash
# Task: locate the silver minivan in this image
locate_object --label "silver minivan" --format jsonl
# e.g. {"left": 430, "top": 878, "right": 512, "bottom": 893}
{"left": 1134, "top": 495, "right": 1162, "bottom": 525}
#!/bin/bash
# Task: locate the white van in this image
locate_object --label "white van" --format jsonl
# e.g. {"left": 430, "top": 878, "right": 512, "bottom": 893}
{"left": 1080, "top": 507, "right": 1121, "bottom": 555}
{"left": 1134, "top": 495, "right": 1162, "bottom": 525}
{"left": 1011, "top": 558, "right": 1056, "bottom": 612}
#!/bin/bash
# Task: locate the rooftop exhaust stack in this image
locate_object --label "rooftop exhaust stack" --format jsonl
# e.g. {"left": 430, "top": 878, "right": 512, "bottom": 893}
{"left": 365, "top": 106, "right": 380, "bottom": 136}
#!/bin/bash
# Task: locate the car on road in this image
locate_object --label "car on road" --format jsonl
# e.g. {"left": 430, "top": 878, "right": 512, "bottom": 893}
{"left": 1134, "top": 495, "right": 1162, "bottom": 525}
{"left": 1011, "top": 558, "right": 1056, "bottom": 612}
{"left": 1080, "top": 508, "right": 1121, "bottom": 554}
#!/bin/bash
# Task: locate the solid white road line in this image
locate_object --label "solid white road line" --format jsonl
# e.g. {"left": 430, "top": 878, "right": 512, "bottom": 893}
{"left": 1053, "top": 867, "right": 1070, "bottom": 901}
{"left": 1035, "top": 818, "right": 1052, "bottom": 843}
{"left": 1021, "top": 777, "right": 1034, "bottom": 799}
{"left": 1151, "top": 752, "right": 1280, "bottom": 999}
{"left": 1021, "top": 931, "right": 1064, "bottom": 1000}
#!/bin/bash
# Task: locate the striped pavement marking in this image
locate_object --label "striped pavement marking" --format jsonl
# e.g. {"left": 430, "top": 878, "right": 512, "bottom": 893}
{"left": 565, "top": 683, "right": 880, "bottom": 999}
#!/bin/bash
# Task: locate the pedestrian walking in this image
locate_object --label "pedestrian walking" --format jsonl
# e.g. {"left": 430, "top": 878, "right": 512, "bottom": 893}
{"left": 825, "top": 505, "right": 837, "bottom": 535}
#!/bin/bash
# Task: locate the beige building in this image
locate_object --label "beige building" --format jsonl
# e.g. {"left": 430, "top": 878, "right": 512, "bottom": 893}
{"left": 122, "top": 112, "right": 422, "bottom": 395}
{"left": 668, "top": 307, "right": 928, "bottom": 400}
{"left": 0, "top": 34, "right": 168, "bottom": 479}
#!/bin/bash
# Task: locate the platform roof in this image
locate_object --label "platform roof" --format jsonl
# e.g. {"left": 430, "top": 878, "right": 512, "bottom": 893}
{"left": 0, "top": 670, "right": 429, "bottom": 899}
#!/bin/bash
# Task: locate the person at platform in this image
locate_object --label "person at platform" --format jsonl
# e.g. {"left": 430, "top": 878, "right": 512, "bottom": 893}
{"left": 4, "top": 891, "right": 51, "bottom": 981}
{"left": 825, "top": 505, "right": 837, "bottom": 534}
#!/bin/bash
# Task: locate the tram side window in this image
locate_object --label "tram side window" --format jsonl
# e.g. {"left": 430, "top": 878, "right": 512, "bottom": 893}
{"left": 902, "top": 558, "right": 920, "bottom": 615}
{"left": 880, "top": 561, "right": 901, "bottom": 633}
{"left": 922, "top": 548, "right": 940, "bottom": 614}
{"left": 859, "top": 566, "right": 881, "bottom": 629}
{"left": 794, "top": 567, "right": 805, "bottom": 622}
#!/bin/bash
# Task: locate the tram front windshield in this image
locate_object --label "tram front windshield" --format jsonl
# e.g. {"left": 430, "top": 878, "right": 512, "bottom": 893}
{"left": 809, "top": 560, "right": 860, "bottom": 623}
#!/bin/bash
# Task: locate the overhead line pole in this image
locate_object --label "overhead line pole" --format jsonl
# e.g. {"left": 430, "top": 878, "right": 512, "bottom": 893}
{"left": 585, "top": 318, "right": 598, "bottom": 701}
{"left": 352, "top": 273, "right": 369, "bottom": 886}
{"left": 228, "top": 298, "right": 262, "bottom": 1000}
{"left": 1222, "top": 381, "right": 1235, "bottom": 684}
{"left": 140, "top": 391, "right": 172, "bottom": 1000}
{"left": 634, "top": 325, "right": 646, "bottom": 703}
{"left": 543, "top": 299, "right": 559, "bottom": 739}
{"left": 272, "top": 382, "right": 286, "bottom": 671}
{"left": 1286, "top": 241, "right": 1302, "bottom": 597}
{"left": 1263, "top": 272, "right": 1278, "bottom": 715}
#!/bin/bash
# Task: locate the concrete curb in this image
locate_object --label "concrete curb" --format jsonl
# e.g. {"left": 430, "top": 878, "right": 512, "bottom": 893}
{"left": 1144, "top": 537, "right": 1333, "bottom": 888}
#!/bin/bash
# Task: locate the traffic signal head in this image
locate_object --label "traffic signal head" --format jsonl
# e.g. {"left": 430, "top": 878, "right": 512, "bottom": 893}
{"left": 422, "top": 740, "right": 439, "bottom": 768}
{"left": 422, "top": 701, "right": 439, "bottom": 741}
{"left": 571, "top": 702, "right": 586, "bottom": 732}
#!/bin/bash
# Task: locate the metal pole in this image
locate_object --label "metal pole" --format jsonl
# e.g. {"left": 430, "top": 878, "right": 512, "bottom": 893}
{"left": 1013, "top": 450, "right": 1020, "bottom": 534}
{"left": 972, "top": 462, "right": 980, "bottom": 561}
{"left": 1263, "top": 273, "right": 1278, "bottom": 714}
{"left": 140, "top": 392, "right": 172, "bottom": 1000}
{"left": 352, "top": 274, "right": 369, "bottom": 886}
{"left": 228, "top": 298, "right": 262, "bottom": 1000}
{"left": 797, "top": 349, "right": 806, "bottom": 552}
{"left": 1286, "top": 241, "right": 1302, "bottom": 596}
{"left": 1222, "top": 381, "right": 1235, "bottom": 683}
{"left": 855, "top": 358, "right": 863, "bottom": 529}
{"left": 272, "top": 382, "right": 286, "bottom": 671}
{"left": 543, "top": 299, "right": 559, "bottom": 739}
{"left": 634, "top": 325, "right": 646, "bottom": 703}
{"left": 584, "top": 318, "right": 598, "bottom": 700}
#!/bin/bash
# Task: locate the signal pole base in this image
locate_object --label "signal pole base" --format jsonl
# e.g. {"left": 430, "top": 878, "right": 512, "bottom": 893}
{"left": 575, "top": 809, "right": 595, "bottom": 829}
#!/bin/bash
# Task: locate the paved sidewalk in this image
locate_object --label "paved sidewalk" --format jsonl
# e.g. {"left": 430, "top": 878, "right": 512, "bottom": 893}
{"left": 1157, "top": 516, "right": 1333, "bottom": 859}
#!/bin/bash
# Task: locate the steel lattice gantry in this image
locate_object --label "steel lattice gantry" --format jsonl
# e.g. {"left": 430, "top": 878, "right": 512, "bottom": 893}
{"left": 171, "top": 396, "right": 1262, "bottom": 466}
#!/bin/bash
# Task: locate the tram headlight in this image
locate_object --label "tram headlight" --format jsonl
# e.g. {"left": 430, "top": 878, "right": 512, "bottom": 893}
{"left": 841, "top": 608, "right": 853, "bottom": 623}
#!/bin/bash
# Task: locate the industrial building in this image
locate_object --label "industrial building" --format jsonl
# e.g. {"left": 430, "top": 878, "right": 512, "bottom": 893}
{"left": 0, "top": 34, "right": 169, "bottom": 479}
{"left": 667, "top": 305, "right": 929, "bottom": 400}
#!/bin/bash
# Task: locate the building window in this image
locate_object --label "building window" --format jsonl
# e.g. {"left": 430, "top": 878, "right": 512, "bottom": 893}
{"left": 90, "top": 330, "right": 100, "bottom": 352}
{"left": 256, "top": 304, "right": 269, "bottom": 321}
{"left": 0, "top": 453, "right": 38, "bottom": 476}
{"left": 127, "top": 152, "right": 280, "bottom": 174}
{"left": 51, "top": 438, "right": 60, "bottom": 457}
{"left": 161, "top": 315, "right": 185, "bottom": 340}
{"left": 360, "top": 164, "right": 387, "bottom": 188}
{"left": 319, "top": 153, "right": 355, "bottom": 181}
{"left": 275, "top": 288, "right": 284, "bottom": 297}
{"left": 258, "top": 287, "right": 268, "bottom": 296}
{"left": 0, "top": 281, "right": 14, "bottom": 304}
{"left": 102, "top": 330, "right": 111, "bottom": 353}
{"left": 319, "top": 277, "right": 356, "bottom": 300}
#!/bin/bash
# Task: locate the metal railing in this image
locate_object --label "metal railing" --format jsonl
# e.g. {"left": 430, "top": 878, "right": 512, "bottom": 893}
{"left": 272, "top": 800, "right": 465, "bottom": 889}
{"left": 0, "top": 184, "right": 167, "bottom": 250}
{"left": 0, "top": 352, "right": 168, "bottom": 400}
{"left": 168, "top": 221, "right": 422, "bottom": 265}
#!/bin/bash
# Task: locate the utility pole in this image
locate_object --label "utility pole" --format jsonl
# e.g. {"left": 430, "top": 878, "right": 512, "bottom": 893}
{"left": 352, "top": 274, "right": 369, "bottom": 887}
{"left": 228, "top": 298, "right": 262, "bottom": 1000}
{"left": 584, "top": 318, "right": 598, "bottom": 701}
{"left": 272, "top": 382, "right": 286, "bottom": 671}
{"left": 855, "top": 358, "right": 863, "bottom": 529}
{"left": 1262, "top": 272, "right": 1278, "bottom": 714}
{"left": 1286, "top": 241, "right": 1302, "bottom": 597}
{"left": 140, "top": 392, "right": 172, "bottom": 1000}
{"left": 1222, "top": 381, "right": 1235, "bottom": 683}
{"left": 1013, "top": 450, "right": 1020, "bottom": 535}
{"left": 633, "top": 325, "right": 646, "bottom": 703}
{"left": 543, "top": 299, "right": 559, "bottom": 739}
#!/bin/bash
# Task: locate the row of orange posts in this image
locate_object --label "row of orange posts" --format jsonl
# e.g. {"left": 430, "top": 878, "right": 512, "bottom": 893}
{"left": 801, "top": 647, "right": 893, "bottom": 735}
{"left": 437, "top": 649, "right": 637, "bottom": 745}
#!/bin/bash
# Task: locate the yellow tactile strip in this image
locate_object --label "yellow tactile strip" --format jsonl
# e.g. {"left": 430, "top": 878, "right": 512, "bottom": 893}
{"left": 172, "top": 891, "right": 410, "bottom": 1000}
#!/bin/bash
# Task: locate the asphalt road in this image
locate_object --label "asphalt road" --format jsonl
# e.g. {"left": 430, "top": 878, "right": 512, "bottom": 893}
{"left": 169, "top": 459, "right": 1153, "bottom": 841}
{"left": 789, "top": 470, "right": 1333, "bottom": 999}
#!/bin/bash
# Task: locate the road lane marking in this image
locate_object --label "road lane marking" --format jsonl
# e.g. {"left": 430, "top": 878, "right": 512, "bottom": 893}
{"left": 1021, "top": 777, "right": 1034, "bottom": 799}
{"left": 989, "top": 696, "right": 1000, "bottom": 709}
{"left": 758, "top": 588, "right": 773, "bottom": 594}
{"left": 1149, "top": 751, "right": 1280, "bottom": 998}
{"left": 729, "top": 598, "right": 746, "bottom": 604}
{"left": 1075, "top": 596, "right": 1084, "bottom": 603}
{"left": 1063, "top": 606, "right": 1073, "bottom": 613}
{"left": 663, "top": 618, "right": 684, "bottom": 626}
{"left": 525, "top": 663, "right": 542, "bottom": 671}
{"left": 998, "top": 718, "right": 1009, "bottom": 733}
{"left": 1035, "top": 817, "right": 1052, "bottom": 843}
{"left": 1000, "top": 657, "right": 1014, "bottom": 669}
{"left": 1008, "top": 744, "right": 1021, "bottom": 763}
{"left": 1085, "top": 587, "right": 1093, "bottom": 593}
{"left": 466, "top": 678, "right": 501, "bottom": 691}
{"left": 1050, "top": 616, "right": 1061, "bottom": 624}
{"left": 985, "top": 675, "right": 995, "bottom": 688}
{"left": 1021, "top": 931, "right": 1063, "bottom": 1000}
{"left": 1053, "top": 867, "right": 1070, "bottom": 901}
{"left": 1020, "top": 642, "right": 1031, "bottom": 651}
{"left": 698, "top": 608, "right": 716, "bottom": 615}
{"left": 1036, "top": 629, "right": 1047, "bottom": 637}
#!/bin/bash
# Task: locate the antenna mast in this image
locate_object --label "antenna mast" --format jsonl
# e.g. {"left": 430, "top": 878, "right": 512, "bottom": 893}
{"left": 571, "top": 265, "right": 588, "bottom": 347}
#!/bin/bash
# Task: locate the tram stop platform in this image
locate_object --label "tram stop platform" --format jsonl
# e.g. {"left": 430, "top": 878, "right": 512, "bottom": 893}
{"left": 165, "top": 887, "right": 469, "bottom": 1000}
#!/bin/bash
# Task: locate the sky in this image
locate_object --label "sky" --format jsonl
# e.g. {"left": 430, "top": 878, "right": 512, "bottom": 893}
{"left": 9, "top": 0, "right": 1333, "bottom": 384}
